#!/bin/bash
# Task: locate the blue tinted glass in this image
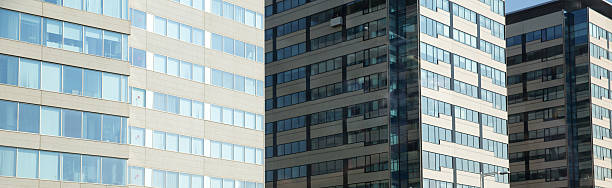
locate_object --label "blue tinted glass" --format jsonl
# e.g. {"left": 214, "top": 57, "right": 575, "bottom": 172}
{"left": 102, "top": 115, "right": 122, "bottom": 143}
{"left": 0, "top": 9, "right": 19, "bottom": 40}
{"left": 41, "top": 62, "right": 61, "bottom": 92}
{"left": 256, "top": 47, "right": 264, "bottom": 63}
{"left": 62, "top": 153, "right": 81, "bottom": 182}
{"left": 85, "top": 27, "right": 103, "bottom": 56}
{"left": 0, "top": 100, "right": 18, "bottom": 131}
{"left": 212, "top": 34, "right": 223, "bottom": 51}
{"left": 39, "top": 151, "right": 59, "bottom": 180}
{"left": 223, "top": 72, "right": 234, "bottom": 89}
{"left": 16, "top": 149, "right": 38, "bottom": 178}
{"left": 103, "top": 0, "right": 121, "bottom": 18}
{"left": 63, "top": 23, "right": 83, "bottom": 52}
{"left": 223, "top": 37, "right": 234, "bottom": 54}
{"left": 212, "top": 0, "right": 222, "bottom": 16}
{"left": 104, "top": 31, "right": 122, "bottom": 59}
{"left": 44, "top": 0, "right": 61, "bottom": 5}
{"left": 235, "top": 40, "right": 245, "bottom": 57}
{"left": 0, "top": 146, "right": 16, "bottom": 176}
{"left": 246, "top": 44, "right": 255, "bottom": 61}
{"left": 180, "top": 61, "right": 192, "bottom": 79}
{"left": 223, "top": 2, "right": 234, "bottom": 20}
{"left": 82, "top": 155, "right": 100, "bottom": 183}
{"left": 64, "top": 0, "right": 83, "bottom": 10}
{"left": 154, "top": 54, "right": 167, "bottom": 73}
{"left": 20, "top": 14, "right": 41, "bottom": 44}
{"left": 86, "top": 0, "right": 102, "bottom": 14}
{"left": 166, "top": 95, "right": 179, "bottom": 114}
{"left": 18, "top": 103, "right": 40, "bottom": 133}
{"left": 153, "top": 93, "right": 166, "bottom": 111}
{"left": 83, "top": 112, "right": 101, "bottom": 140}
{"left": 0, "top": 54, "right": 18, "bottom": 85}
{"left": 40, "top": 107, "right": 60, "bottom": 136}
{"left": 102, "top": 72, "right": 121, "bottom": 101}
{"left": 18, "top": 58, "right": 40, "bottom": 89}
{"left": 235, "top": 75, "right": 245, "bottom": 92}
{"left": 167, "top": 20, "right": 179, "bottom": 39}
{"left": 166, "top": 171, "right": 178, "bottom": 188}
{"left": 193, "top": 65, "right": 203, "bottom": 83}
{"left": 131, "top": 9, "right": 146, "bottom": 29}
{"left": 155, "top": 17, "right": 167, "bottom": 35}
{"left": 131, "top": 48, "right": 146, "bottom": 68}
{"left": 83, "top": 69, "right": 101, "bottom": 98}
{"left": 192, "top": 28, "right": 204, "bottom": 46}
{"left": 44, "top": 19, "right": 62, "bottom": 48}
{"left": 63, "top": 66, "right": 83, "bottom": 95}
{"left": 212, "top": 69, "right": 223, "bottom": 87}
{"left": 180, "top": 24, "right": 191, "bottom": 43}
{"left": 167, "top": 58, "right": 179, "bottom": 76}
{"left": 62, "top": 109, "right": 82, "bottom": 138}
{"left": 101, "top": 157, "right": 125, "bottom": 185}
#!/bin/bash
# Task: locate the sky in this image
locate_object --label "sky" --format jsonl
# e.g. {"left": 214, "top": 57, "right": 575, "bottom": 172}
{"left": 506, "top": 0, "right": 554, "bottom": 13}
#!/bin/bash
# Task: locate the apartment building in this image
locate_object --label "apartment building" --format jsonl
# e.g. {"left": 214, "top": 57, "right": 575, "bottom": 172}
{"left": 0, "top": 0, "right": 264, "bottom": 187}
{"left": 506, "top": 0, "right": 612, "bottom": 187}
{"left": 264, "top": 0, "right": 508, "bottom": 187}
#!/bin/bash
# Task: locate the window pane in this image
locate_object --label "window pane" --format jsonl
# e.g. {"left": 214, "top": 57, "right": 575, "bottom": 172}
{"left": 245, "top": 147, "right": 255, "bottom": 163}
{"left": 233, "top": 110, "right": 244, "bottom": 127}
{"left": 17, "top": 103, "right": 39, "bottom": 134}
{"left": 43, "top": 18, "right": 63, "bottom": 48}
{"left": 192, "top": 28, "right": 204, "bottom": 46}
{"left": 129, "top": 126, "right": 145, "bottom": 146}
{"left": 212, "top": 0, "right": 222, "bottom": 16}
{"left": 153, "top": 131, "right": 165, "bottom": 149}
{"left": 256, "top": 80, "right": 264, "bottom": 96}
{"left": 245, "top": 78, "right": 255, "bottom": 95}
{"left": 212, "top": 69, "right": 223, "bottom": 86}
{"left": 211, "top": 33, "right": 223, "bottom": 51}
{"left": 155, "top": 17, "right": 167, "bottom": 35}
{"left": 153, "top": 92, "right": 166, "bottom": 111}
{"left": 154, "top": 55, "right": 167, "bottom": 73}
{"left": 235, "top": 40, "right": 245, "bottom": 57}
{"left": 234, "top": 6, "right": 245, "bottom": 23}
{"left": 245, "top": 10, "right": 255, "bottom": 27}
{"left": 129, "top": 166, "right": 144, "bottom": 186}
{"left": 18, "top": 58, "right": 40, "bottom": 89}
{"left": 222, "top": 107, "right": 233, "bottom": 125}
{"left": 101, "top": 157, "right": 126, "bottom": 185}
{"left": 63, "top": 23, "right": 83, "bottom": 52}
{"left": 234, "top": 75, "right": 245, "bottom": 92}
{"left": 192, "top": 138, "right": 203, "bottom": 155}
{"left": 41, "top": 62, "right": 60, "bottom": 92}
{"left": 179, "top": 135, "right": 191, "bottom": 153}
{"left": 179, "top": 98, "right": 191, "bottom": 117}
{"left": 167, "top": 20, "right": 179, "bottom": 39}
{"left": 83, "top": 70, "right": 101, "bottom": 98}
{"left": 82, "top": 112, "right": 102, "bottom": 140}
{"left": 166, "top": 133, "right": 179, "bottom": 151}
{"left": 131, "top": 9, "right": 146, "bottom": 29}
{"left": 86, "top": 0, "right": 102, "bottom": 14}
{"left": 103, "top": 0, "right": 121, "bottom": 18}
{"left": 62, "top": 153, "right": 80, "bottom": 182}
{"left": 193, "top": 65, "right": 204, "bottom": 83}
{"left": 102, "top": 115, "right": 122, "bottom": 143}
{"left": 152, "top": 170, "right": 165, "bottom": 187}
{"left": 104, "top": 31, "right": 122, "bottom": 59}
{"left": 62, "top": 109, "right": 82, "bottom": 138}
{"left": 167, "top": 95, "right": 179, "bottom": 114}
{"left": 234, "top": 145, "right": 244, "bottom": 162}
{"left": 256, "top": 14, "right": 263, "bottom": 29}
{"left": 63, "top": 66, "right": 82, "bottom": 95}
{"left": 180, "top": 61, "right": 192, "bottom": 79}
{"left": 63, "top": 0, "right": 83, "bottom": 9}
{"left": 192, "top": 175, "right": 203, "bottom": 188}
{"left": 167, "top": 58, "right": 179, "bottom": 76}
{"left": 211, "top": 141, "right": 221, "bottom": 158}
{"left": 102, "top": 73, "right": 121, "bottom": 101}
{"left": 223, "top": 179, "right": 234, "bottom": 188}
{"left": 222, "top": 142, "right": 233, "bottom": 160}
{"left": 39, "top": 151, "right": 59, "bottom": 180}
{"left": 20, "top": 14, "right": 41, "bottom": 44}
{"left": 223, "top": 37, "right": 234, "bottom": 54}
{"left": 0, "top": 54, "right": 18, "bottom": 85}
{"left": 0, "top": 9, "right": 19, "bottom": 40}
{"left": 82, "top": 155, "right": 100, "bottom": 183}
{"left": 223, "top": 2, "right": 234, "bottom": 20}
{"left": 245, "top": 112, "right": 255, "bottom": 129}
{"left": 131, "top": 48, "right": 146, "bottom": 68}
{"left": 85, "top": 27, "right": 103, "bottom": 56}
{"left": 40, "top": 107, "right": 60, "bottom": 136}
{"left": 131, "top": 87, "right": 146, "bottom": 107}
{"left": 211, "top": 105, "right": 221, "bottom": 122}
{"left": 256, "top": 115, "right": 263, "bottom": 131}
{"left": 17, "top": 149, "right": 38, "bottom": 178}
{"left": 192, "top": 101, "right": 203, "bottom": 119}
{"left": 180, "top": 24, "right": 191, "bottom": 42}
{"left": 0, "top": 146, "right": 16, "bottom": 176}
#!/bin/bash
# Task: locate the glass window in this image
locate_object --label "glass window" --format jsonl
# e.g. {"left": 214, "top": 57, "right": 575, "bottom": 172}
{"left": 129, "top": 166, "right": 144, "bottom": 186}
{"left": 155, "top": 17, "right": 167, "bottom": 35}
{"left": 192, "top": 138, "right": 203, "bottom": 155}
{"left": 131, "top": 87, "right": 146, "bottom": 107}
{"left": 246, "top": 44, "right": 255, "bottom": 61}
{"left": 245, "top": 78, "right": 255, "bottom": 95}
{"left": 223, "top": 179, "right": 234, "bottom": 188}
{"left": 256, "top": 115, "right": 263, "bottom": 131}
{"left": 129, "top": 126, "right": 145, "bottom": 146}
{"left": 256, "top": 14, "right": 263, "bottom": 29}
{"left": 83, "top": 112, "right": 101, "bottom": 141}
{"left": 132, "top": 9, "right": 146, "bottom": 29}
{"left": 223, "top": 72, "right": 234, "bottom": 89}
{"left": 18, "top": 58, "right": 40, "bottom": 89}
{"left": 101, "top": 157, "right": 125, "bottom": 185}
{"left": 167, "top": 95, "right": 179, "bottom": 114}
{"left": 234, "top": 145, "right": 244, "bottom": 162}
{"left": 192, "top": 101, "right": 203, "bottom": 119}
{"left": 192, "top": 28, "right": 204, "bottom": 46}
{"left": 245, "top": 10, "right": 255, "bottom": 27}
{"left": 256, "top": 47, "right": 263, "bottom": 63}
{"left": 166, "top": 133, "right": 179, "bottom": 152}
{"left": 210, "top": 141, "right": 221, "bottom": 158}
{"left": 256, "top": 149, "right": 263, "bottom": 164}
{"left": 245, "top": 112, "right": 255, "bottom": 129}
{"left": 180, "top": 61, "right": 192, "bottom": 80}
{"left": 63, "top": 23, "right": 83, "bottom": 52}
{"left": 222, "top": 107, "right": 233, "bottom": 125}
{"left": 179, "top": 136, "right": 191, "bottom": 153}
{"left": 64, "top": 0, "right": 83, "bottom": 10}
{"left": 102, "top": 115, "right": 122, "bottom": 143}
{"left": 233, "top": 110, "right": 244, "bottom": 127}
{"left": 212, "top": 69, "right": 223, "bottom": 86}
{"left": 39, "top": 151, "right": 59, "bottom": 180}
{"left": 0, "top": 54, "right": 18, "bottom": 86}
{"left": 154, "top": 54, "right": 167, "bottom": 73}
{"left": 153, "top": 92, "right": 166, "bottom": 111}
{"left": 63, "top": 66, "right": 82, "bottom": 95}
{"left": 82, "top": 155, "right": 100, "bottom": 183}
{"left": 153, "top": 131, "right": 165, "bottom": 149}
{"left": 222, "top": 143, "right": 233, "bottom": 160}
{"left": 0, "top": 146, "right": 16, "bottom": 177}
{"left": 211, "top": 0, "right": 222, "bottom": 16}
{"left": 85, "top": 27, "right": 103, "bottom": 56}
{"left": 41, "top": 62, "right": 61, "bottom": 92}
{"left": 17, "top": 149, "right": 38, "bottom": 178}
{"left": 102, "top": 73, "right": 121, "bottom": 101}
{"left": 245, "top": 147, "right": 255, "bottom": 163}
{"left": 211, "top": 33, "right": 223, "bottom": 51}
{"left": 192, "top": 175, "right": 203, "bottom": 188}
{"left": 43, "top": 18, "right": 62, "bottom": 48}
{"left": 223, "top": 37, "right": 234, "bottom": 54}
{"left": 167, "top": 20, "right": 179, "bottom": 39}
{"left": 20, "top": 14, "right": 41, "bottom": 44}
{"left": 211, "top": 105, "right": 221, "bottom": 122}
{"left": 83, "top": 69, "right": 101, "bottom": 98}
{"left": 104, "top": 31, "right": 122, "bottom": 59}
{"left": 0, "top": 9, "right": 19, "bottom": 40}
{"left": 103, "top": 0, "right": 121, "bottom": 18}
{"left": 167, "top": 58, "right": 179, "bottom": 76}
{"left": 234, "top": 75, "right": 245, "bottom": 92}
{"left": 234, "top": 6, "right": 245, "bottom": 23}
{"left": 87, "top": 0, "right": 102, "bottom": 14}
{"left": 166, "top": 171, "right": 178, "bottom": 188}
{"left": 235, "top": 40, "right": 245, "bottom": 57}
{"left": 152, "top": 170, "right": 165, "bottom": 187}
{"left": 179, "top": 98, "right": 191, "bottom": 117}
{"left": 193, "top": 65, "right": 204, "bottom": 83}
{"left": 131, "top": 48, "right": 146, "bottom": 68}
{"left": 180, "top": 24, "right": 192, "bottom": 43}
{"left": 62, "top": 153, "right": 80, "bottom": 182}
{"left": 62, "top": 109, "right": 82, "bottom": 138}
{"left": 256, "top": 80, "right": 264, "bottom": 96}
{"left": 40, "top": 107, "right": 60, "bottom": 136}
{"left": 223, "top": 2, "right": 234, "bottom": 20}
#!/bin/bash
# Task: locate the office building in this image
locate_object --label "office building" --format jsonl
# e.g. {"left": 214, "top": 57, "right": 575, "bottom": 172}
{"left": 506, "top": 0, "right": 612, "bottom": 187}
{"left": 0, "top": 0, "right": 264, "bottom": 187}
{"left": 264, "top": 0, "right": 508, "bottom": 187}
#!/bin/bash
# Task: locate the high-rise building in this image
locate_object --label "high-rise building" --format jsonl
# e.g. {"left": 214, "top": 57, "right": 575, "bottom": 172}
{"left": 0, "top": 0, "right": 264, "bottom": 187}
{"left": 506, "top": 0, "right": 612, "bottom": 187}
{"left": 264, "top": 0, "right": 508, "bottom": 187}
